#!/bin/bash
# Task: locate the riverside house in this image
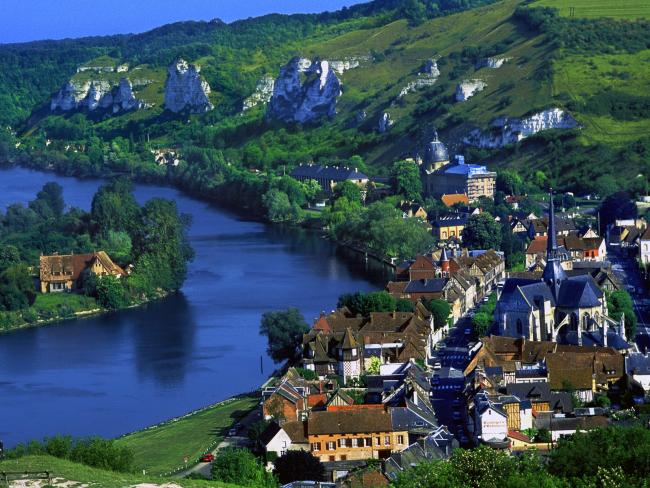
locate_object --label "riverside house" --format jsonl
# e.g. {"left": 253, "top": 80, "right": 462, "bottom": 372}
{"left": 39, "top": 251, "right": 125, "bottom": 293}
{"left": 308, "top": 407, "right": 409, "bottom": 462}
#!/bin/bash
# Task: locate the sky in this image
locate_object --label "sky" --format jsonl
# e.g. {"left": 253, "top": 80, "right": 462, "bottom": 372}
{"left": 0, "top": 0, "right": 361, "bottom": 44}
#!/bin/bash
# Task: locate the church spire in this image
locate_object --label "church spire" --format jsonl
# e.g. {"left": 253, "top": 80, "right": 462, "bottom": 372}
{"left": 547, "top": 189, "right": 558, "bottom": 261}
{"left": 542, "top": 188, "right": 566, "bottom": 300}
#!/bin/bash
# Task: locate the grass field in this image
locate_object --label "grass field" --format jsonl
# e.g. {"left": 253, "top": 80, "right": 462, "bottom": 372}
{"left": 115, "top": 394, "right": 259, "bottom": 476}
{"left": 552, "top": 49, "right": 650, "bottom": 145}
{"left": 0, "top": 455, "right": 239, "bottom": 487}
{"left": 533, "top": 0, "right": 650, "bottom": 19}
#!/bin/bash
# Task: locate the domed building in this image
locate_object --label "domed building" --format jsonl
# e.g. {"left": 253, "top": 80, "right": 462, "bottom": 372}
{"left": 422, "top": 132, "right": 450, "bottom": 173}
{"left": 420, "top": 133, "right": 496, "bottom": 202}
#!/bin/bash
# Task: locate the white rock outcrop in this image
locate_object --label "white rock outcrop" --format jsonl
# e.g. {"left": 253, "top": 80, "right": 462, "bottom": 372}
{"left": 242, "top": 76, "right": 275, "bottom": 111}
{"left": 50, "top": 77, "right": 144, "bottom": 113}
{"left": 329, "top": 55, "right": 371, "bottom": 75}
{"left": 164, "top": 59, "right": 214, "bottom": 113}
{"left": 397, "top": 59, "right": 440, "bottom": 99}
{"left": 267, "top": 57, "right": 342, "bottom": 124}
{"left": 378, "top": 112, "right": 393, "bottom": 133}
{"left": 476, "top": 57, "right": 510, "bottom": 69}
{"left": 463, "top": 108, "right": 580, "bottom": 148}
{"left": 455, "top": 79, "right": 487, "bottom": 102}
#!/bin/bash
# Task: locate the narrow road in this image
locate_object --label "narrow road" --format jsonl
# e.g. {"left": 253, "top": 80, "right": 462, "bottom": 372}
{"left": 176, "top": 407, "right": 262, "bottom": 479}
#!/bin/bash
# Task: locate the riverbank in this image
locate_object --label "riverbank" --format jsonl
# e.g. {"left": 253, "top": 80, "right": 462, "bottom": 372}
{"left": 0, "top": 286, "right": 169, "bottom": 335}
{"left": 115, "top": 392, "right": 260, "bottom": 477}
{"left": 2, "top": 160, "right": 401, "bottom": 271}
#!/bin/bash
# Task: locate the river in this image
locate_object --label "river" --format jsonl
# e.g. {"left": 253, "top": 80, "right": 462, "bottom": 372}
{"left": 0, "top": 166, "right": 389, "bottom": 447}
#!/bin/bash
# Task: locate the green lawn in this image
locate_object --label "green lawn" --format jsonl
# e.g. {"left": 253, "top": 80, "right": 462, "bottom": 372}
{"left": 0, "top": 455, "right": 239, "bottom": 487}
{"left": 533, "top": 0, "right": 650, "bottom": 19}
{"left": 115, "top": 394, "right": 259, "bottom": 476}
{"left": 32, "top": 293, "right": 99, "bottom": 313}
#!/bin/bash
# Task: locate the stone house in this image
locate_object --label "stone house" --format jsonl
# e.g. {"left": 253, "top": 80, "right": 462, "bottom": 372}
{"left": 39, "top": 251, "right": 124, "bottom": 294}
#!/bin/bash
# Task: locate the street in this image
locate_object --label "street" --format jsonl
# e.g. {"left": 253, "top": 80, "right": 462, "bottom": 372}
{"left": 607, "top": 245, "right": 649, "bottom": 352}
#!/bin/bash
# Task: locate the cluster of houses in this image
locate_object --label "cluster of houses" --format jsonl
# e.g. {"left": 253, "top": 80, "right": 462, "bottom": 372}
{"left": 465, "top": 335, "right": 624, "bottom": 447}
{"left": 260, "top": 362, "right": 456, "bottom": 483}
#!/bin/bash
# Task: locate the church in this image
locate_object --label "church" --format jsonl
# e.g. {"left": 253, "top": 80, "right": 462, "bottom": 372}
{"left": 495, "top": 192, "right": 630, "bottom": 351}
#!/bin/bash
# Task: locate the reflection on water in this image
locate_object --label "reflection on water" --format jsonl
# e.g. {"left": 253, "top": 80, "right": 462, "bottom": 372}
{"left": 0, "top": 166, "right": 387, "bottom": 446}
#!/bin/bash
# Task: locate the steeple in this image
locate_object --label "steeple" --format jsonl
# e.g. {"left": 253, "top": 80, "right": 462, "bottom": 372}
{"left": 440, "top": 247, "right": 450, "bottom": 274}
{"left": 542, "top": 189, "right": 566, "bottom": 300}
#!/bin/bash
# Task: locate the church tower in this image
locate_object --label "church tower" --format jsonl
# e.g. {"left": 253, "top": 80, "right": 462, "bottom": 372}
{"left": 541, "top": 189, "right": 566, "bottom": 301}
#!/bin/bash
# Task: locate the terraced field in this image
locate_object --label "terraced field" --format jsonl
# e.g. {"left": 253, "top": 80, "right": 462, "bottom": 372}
{"left": 533, "top": 0, "right": 650, "bottom": 19}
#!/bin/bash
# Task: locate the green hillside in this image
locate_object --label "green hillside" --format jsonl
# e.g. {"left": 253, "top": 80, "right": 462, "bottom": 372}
{"left": 0, "top": 455, "right": 238, "bottom": 487}
{"left": 533, "top": 0, "right": 650, "bottom": 19}
{"left": 0, "top": 0, "right": 649, "bottom": 198}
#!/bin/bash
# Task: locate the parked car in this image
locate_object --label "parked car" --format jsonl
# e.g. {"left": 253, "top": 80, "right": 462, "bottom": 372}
{"left": 464, "top": 327, "right": 472, "bottom": 335}
{"left": 228, "top": 428, "right": 237, "bottom": 436}
{"left": 433, "top": 361, "right": 442, "bottom": 370}
{"left": 200, "top": 453, "right": 215, "bottom": 463}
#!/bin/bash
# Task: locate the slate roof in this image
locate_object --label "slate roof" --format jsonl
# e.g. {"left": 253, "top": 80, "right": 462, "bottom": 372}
{"left": 563, "top": 330, "right": 631, "bottom": 351}
{"left": 505, "top": 382, "right": 573, "bottom": 413}
{"left": 308, "top": 409, "right": 394, "bottom": 435}
{"left": 433, "top": 213, "right": 468, "bottom": 227}
{"left": 260, "top": 422, "right": 282, "bottom": 445}
{"left": 290, "top": 164, "right": 367, "bottom": 182}
{"left": 556, "top": 275, "right": 602, "bottom": 308}
{"left": 404, "top": 278, "right": 447, "bottom": 294}
{"left": 626, "top": 352, "right": 650, "bottom": 375}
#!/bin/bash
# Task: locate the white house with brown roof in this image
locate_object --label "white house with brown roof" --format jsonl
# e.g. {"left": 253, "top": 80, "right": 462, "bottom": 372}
{"left": 39, "top": 251, "right": 125, "bottom": 293}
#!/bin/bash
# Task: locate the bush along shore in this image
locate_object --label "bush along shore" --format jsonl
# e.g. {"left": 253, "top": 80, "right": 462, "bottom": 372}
{"left": 0, "top": 177, "right": 193, "bottom": 333}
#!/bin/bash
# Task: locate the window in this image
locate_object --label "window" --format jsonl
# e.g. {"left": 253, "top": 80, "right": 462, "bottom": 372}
{"left": 352, "top": 349, "right": 357, "bottom": 357}
{"left": 338, "top": 438, "right": 347, "bottom": 448}
{"left": 329, "top": 456, "right": 335, "bottom": 462}
{"left": 327, "top": 441, "right": 335, "bottom": 451}
{"left": 516, "top": 319, "right": 523, "bottom": 335}
{"left": 375, "top": 437, "right": 381, "bottom": 446}
{"left": 397, "top": 435, "right": 404, "bottom": 445}
{"left": 340, "top": 455, "right": 347, "bottom": 461}
{"left": 351, "top": 438, "right": 358, "bottom": 448}
{"left": 312, "top": 442, "right": 321, "bottom": 452}
{"left": 384, "top": 435, "right": 390, "bottom": 446}
{"left": 365, "top": 437, "right": 372, "bottom": 447}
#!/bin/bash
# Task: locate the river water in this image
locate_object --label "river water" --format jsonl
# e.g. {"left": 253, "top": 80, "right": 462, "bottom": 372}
{"left": 0, "top": 166, "right": 388, "bottom": 447}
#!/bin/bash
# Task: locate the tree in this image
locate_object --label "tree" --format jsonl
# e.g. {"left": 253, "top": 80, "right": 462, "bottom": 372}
{"left": 390, "top": 161, "right": 422, "bottom": 201}
{"left": 30, "top": 182, "right": 65, "bottom": 219}
{"left": 133, "top": 198, "right": 194, "bottom": 291}
{"left": 496, "top": 170, "right": 524, "bottom": 196}
{"left": 260, "top": 308, "right": 309, "bottom": 363}
{"left": 0, "top": 245, "right": 20, "bottom": 271}
{"left": 607, "top": 290, "right": 637, "bottom": 339}
{"left": 263, "top": 189, "right": 301, "bottom": 223}
{"left": 337, "top": 291, "right": 397, "bottom": 316}
{"left": 0, "top": 264, "right": 36, "bottom": 311}
{"left": 367, "top": 356, "right": 381, "bottom": 374}
{"left": 333, "top": 180, "right": 362, "bottom": 204}
{"left": 274, "top": 450, "right": 324, "bottom": 484}
{"left": 96, "top": 275, "right": 129, "bottom": 310}
{"left": 427, "top": 299, "right": 451, "bottom": 329}
{"left": 472, "top": 312, "right": 492, "bottom": 337}
{"left": 211, "top": 448, "right": 275, "bottom": 487}
{"left": 91, "top": 178, "right": 140, "bottom": 236}
{"left": 462, "top": 213, "right": 502, "bottom": 250}
{"left": 599, "top": 192, "right": 636, "bottom": 234}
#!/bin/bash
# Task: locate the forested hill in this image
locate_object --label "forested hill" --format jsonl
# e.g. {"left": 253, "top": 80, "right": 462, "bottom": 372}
{"left": 0, "top": 0, "right": 649, "bottom": 198}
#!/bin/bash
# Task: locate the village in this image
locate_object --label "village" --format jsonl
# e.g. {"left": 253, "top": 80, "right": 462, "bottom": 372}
{"left": 20, "top": 134, "right": 650, "bottom": 485}
{"left": 164, "top": 135, "right": 650, "bottom": 485}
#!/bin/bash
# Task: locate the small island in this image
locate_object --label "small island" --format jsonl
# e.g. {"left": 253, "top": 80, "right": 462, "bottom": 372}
{"left": 0, "top": 179, "right": 193, "bottom": 331}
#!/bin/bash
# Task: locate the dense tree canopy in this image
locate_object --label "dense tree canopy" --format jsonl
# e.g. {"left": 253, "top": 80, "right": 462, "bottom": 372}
{"left": 461, "top": 213, "right": 502, "bottom": 250}
{"left": 260, "top": 308, "right": 309, "bottom": 363}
